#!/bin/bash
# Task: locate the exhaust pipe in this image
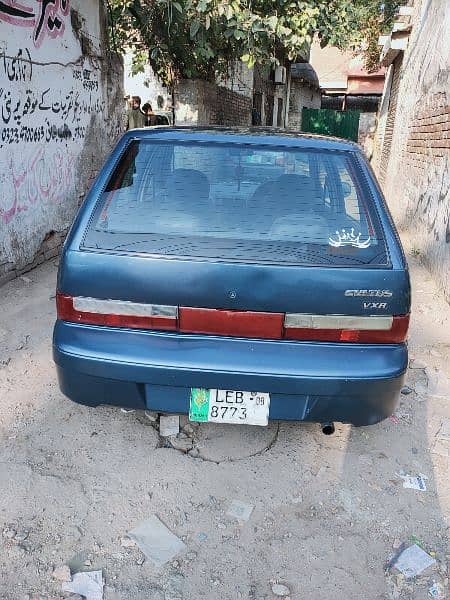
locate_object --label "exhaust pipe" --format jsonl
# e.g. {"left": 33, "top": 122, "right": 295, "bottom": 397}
{"left": 321, "top": 422, "right": 335, "bottom": 435}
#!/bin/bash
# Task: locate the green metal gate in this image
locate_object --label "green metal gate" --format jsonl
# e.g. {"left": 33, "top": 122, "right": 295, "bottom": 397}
{"left": 302, "top": 108, "right": 360, "bottom": 142}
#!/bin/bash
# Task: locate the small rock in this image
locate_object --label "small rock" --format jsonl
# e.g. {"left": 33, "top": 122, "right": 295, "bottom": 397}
{"left": 120, "top": 536, "right": 136, "bottom": 548}
{"left": 217, "top": 523, "right": 226, "bottom": 530}
{"left": 136, "top": 555, "right": 145, "bottom": 566}
{"left": 271, "top": 583, "right": 290, "bottom": 597}
{"left": 20, "top": 276, "right": 32, "bottom": 283}
{"left": 182, "top": 424, "right": 195, "bottom": 436}
{"left": 120, "top": 408, "right": 135, "bottom": 414}
{"left": 401, "top": 386, "right": 413, "bottom": 395}
{"left": 170, "top": 437, "right": 193, "bottom": 452}
{"left": 3, "top": 528, "right": 16, "bottom": 539}
{"left": 188, "top": 447, "right": 200, "bottom": 458}
{"left": 52, "top": 564, "right": 71, "bottom": 582}
{"left": 15, "top": 531, "right": 29, "bottom": 542}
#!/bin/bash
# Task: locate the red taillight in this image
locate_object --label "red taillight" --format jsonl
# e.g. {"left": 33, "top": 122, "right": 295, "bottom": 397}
{"left": 179, "top": 307, "right": 284, "bottom": 339}
{"left": 283, "top": 314, "right": 409, "bottom": 343}
{"left": 56, "top": 293, "right": 177, "bottom": 331}
{"left": 56, "top": 293, "right": 409, "bottom": 343}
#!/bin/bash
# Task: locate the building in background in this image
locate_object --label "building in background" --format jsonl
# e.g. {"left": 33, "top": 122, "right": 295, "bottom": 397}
{"left": 123, "top": 50, "right": 320, "bottom": 130}
{"left": 308, "top": 39, "right": 386, "bottom": 152}
{"left": 372, "top": 0, "right": 449, "bottom": 301}
{"left": 0, "top": 0, "right": 123, "bottom": 285}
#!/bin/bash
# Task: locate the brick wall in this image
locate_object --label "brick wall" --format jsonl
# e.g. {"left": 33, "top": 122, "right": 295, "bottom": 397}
{"left": 373, "top": 0, "right": 450, "bottom": 301}
{"left": 212, "top": 85, "right": 252, "bottom": 126}
{"left": 175, "top": 79, "right": 252, "bottom": 126}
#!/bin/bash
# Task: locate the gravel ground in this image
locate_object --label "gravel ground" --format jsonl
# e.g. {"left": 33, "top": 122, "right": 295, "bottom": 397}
{"left": 0, "top": 239, "right": 449, "bottom": 600}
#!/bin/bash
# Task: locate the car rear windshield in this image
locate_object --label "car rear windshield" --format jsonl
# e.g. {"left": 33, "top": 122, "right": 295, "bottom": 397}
{"left": 82, "top": 140, "right": 389, "bottom": 267}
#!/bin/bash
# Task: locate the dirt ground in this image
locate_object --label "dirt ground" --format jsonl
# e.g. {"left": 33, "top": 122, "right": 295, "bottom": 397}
{"left": 0, "top": 236, "right": 449, "bottom": 600}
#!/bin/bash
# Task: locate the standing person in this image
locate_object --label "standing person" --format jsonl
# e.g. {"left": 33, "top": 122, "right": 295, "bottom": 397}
{"left": 125, "top": 96, "right": 145, "bottom": 130}
{"left": 142, "top": 102, "right": 157, "bottom": 126}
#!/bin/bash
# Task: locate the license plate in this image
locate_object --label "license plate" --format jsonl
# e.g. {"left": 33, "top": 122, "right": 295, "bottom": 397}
{"left": 189, "top": 388, "right": 270, "bottom": 426}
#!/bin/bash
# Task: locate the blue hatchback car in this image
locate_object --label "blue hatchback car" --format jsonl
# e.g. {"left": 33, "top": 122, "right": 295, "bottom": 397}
{"left": 53, "top": 128, "right": 410, "bottom": 430}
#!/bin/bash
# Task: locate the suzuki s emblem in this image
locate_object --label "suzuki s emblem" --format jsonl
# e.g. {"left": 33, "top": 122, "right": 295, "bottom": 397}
{"left": 229, "top": 291, "right": 237, "bottom": 299}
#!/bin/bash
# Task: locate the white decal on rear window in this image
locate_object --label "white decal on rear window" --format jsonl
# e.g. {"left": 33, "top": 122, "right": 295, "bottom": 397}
{"left": 328, "top": 228, "right": 371, "bottom": 249}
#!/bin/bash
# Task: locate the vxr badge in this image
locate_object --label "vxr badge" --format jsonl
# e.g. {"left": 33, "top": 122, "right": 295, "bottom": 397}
{"left": 363, "top": 302, "right": 388, "bottom": 309}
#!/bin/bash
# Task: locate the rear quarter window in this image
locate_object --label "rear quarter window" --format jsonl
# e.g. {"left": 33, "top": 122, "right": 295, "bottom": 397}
{"left": 82, "top": 140, "right": 390, "bottom": 267}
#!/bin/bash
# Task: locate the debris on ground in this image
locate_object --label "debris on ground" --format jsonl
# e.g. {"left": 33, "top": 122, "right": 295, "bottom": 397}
{"left": 16, "top": 335, "right": 30, "bottom": 350}
{"left": 127, "top": 514, "right": 186, "bottom": 568}
{"left": 227, "top": 500, "right": 254, "bottom": 522}
{"left": 120, "top": 408, "right": 135, "bottom": 414}
{"left": 120, "top": 536, "right": 136, "bottom": 548}
{"left": 401, "top": 385, "right": 414, "bottom": 395}
{"left": 392, "top": 544, "right": 436, "bottom": 578}
{"left": 437, "top": 418, "right": 450, "bottom": 441}
{"left": 399, "top": 474, "right": 428, "bottom": 491}
{"left": 144, "top": 410, "right": 158, "bottom": 422}
{"left": 431, "top": 418, "right": 450, "bottom": 457}
{"left": 159, "top": 415, "right": 180, "bottom": 437}
{"left": 169, "top": 435, "right": 193, "bottom": 452}
{"left": 428, "top": 582, "right": 445, "bottom": 599}
{"left": 52, "top": 565, "right": 71, "bottom": 582}
{"left": 270, "top": 582, "right": 291, "bottom": 597}
{"left": 61, "top": 570, "right": 104, "bottom": 600}
{"left": 426, "top": 368, "right": 450, "bottom": 399}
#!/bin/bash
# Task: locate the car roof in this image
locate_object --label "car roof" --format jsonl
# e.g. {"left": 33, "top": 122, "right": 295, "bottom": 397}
{"left": 124, "top": 126, "right": 361, "bottom": 152}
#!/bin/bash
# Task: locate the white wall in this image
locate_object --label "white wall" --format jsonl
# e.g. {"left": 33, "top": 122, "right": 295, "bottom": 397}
{"left": 123, "top": 51, "right": 170, "bottom": 109}
{"left": 0, "top": 0, "right": 123, "bottom": 277}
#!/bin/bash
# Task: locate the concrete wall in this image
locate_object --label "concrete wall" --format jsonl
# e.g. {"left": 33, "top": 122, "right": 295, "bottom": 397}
{"left": 219, "top": 62, "right": 254, "bottom": 99}
{"left": 287, "top": 80, "right": 321, "bottom": 129}
{"left": 175, "top": 79, "right": 252, "bottom": 126}
{"left": 373, "top": 0, "right": 450, "bottom": 301}
{"left": 0, "top": 0, "right": 123, "bottom": 285}
{"left": 358, "top": 112, "right": 377, "bottom": 159}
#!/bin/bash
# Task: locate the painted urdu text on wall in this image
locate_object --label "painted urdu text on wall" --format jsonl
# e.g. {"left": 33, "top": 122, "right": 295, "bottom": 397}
{"left": 0, "top": 0, "right": 124, "bottom": 280}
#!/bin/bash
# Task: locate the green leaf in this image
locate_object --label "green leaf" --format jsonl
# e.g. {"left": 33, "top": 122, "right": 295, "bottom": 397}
{"left": 267, "top": 15, "right": 278, "bottom": 30}
{"left": 172, "top": 2, "right": 183, "bottom": 13}
{"left": 190, "top": 19, "right": 201, "bottom": 38}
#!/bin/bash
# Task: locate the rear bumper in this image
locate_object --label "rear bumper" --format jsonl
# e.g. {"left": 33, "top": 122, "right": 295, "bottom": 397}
{"left": 53, "top": 321, "right": 408, "bottom": 426}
